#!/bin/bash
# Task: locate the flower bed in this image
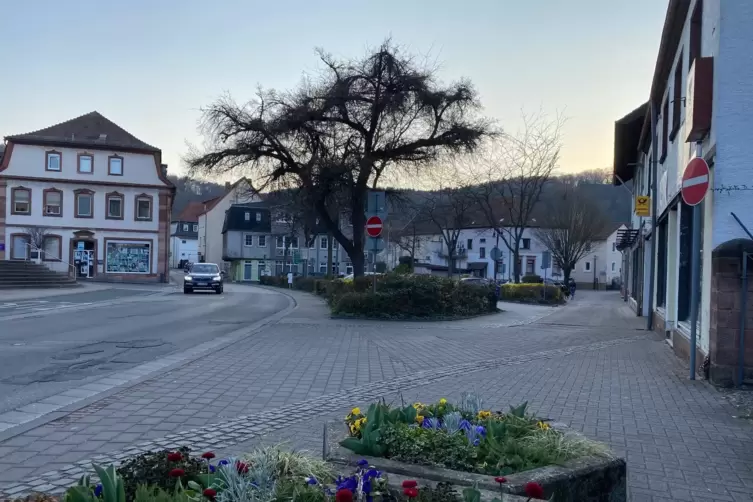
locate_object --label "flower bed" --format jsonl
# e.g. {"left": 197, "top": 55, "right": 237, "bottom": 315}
{"left": 326, "top": 396, "right": 626, "bottom": 502}
{"left": 498, "top": 284, "right": 563, "bottom": 305}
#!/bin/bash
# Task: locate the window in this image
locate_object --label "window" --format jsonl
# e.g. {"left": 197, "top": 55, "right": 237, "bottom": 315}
{"left": 74, "top": 189, "right": 94, "bottom": 218}
{"left": 182, "top": 240, "right": 186, "bottom": 244}
{"left": 611, "top": 262, "right": 616, "bottom": 272}
{"left": 522, "top": 238, "right": 531, "bottom": 250}
{"left": 105, "top": 240, "right": 151, "bottom": 274}
{"left": 479, "top": 247, "right": 486, "bottom": 258}
{"left": 526, "top": 257, "right": 535, "bottom": 275}
{"left": 245, "top": 212, "right": 250, "bottom": 221}
{"left": 46, "top": 151, "right": 61, "bottom": 172}
{"left": 183, "top": 224, "right": 189, "bottom": 232}
{"left": 612, "top": 242, "right": 616, "bottom": 252}
{"left": 11, "top": 187, "right": 31, "bottom": 215}
{"left": 108, "top": 155, "right": 123, "bottom": 176}
{"left": 319, "top": 264, "right": 327, "bottom": 274}
{"left": 689, "top": 0, "right": 702, "bottom": 69}
{"left": 106, "top": 192, "right": 124, "bottom": 220}
{"left": 466, "top": 239, "right": 473, "bottom": 250}
{"left": 320, "top": 237, "right": 328, "bottom": 249}
{"left": 135, "top": 195, "right": 153, "bottom": 221}
{"left": 78, "top": 154, "right": 93, "bottom": 174}
{"left": 193, "top": 224, "right": 198, "bottom": 232}
{"left": 480, "top": 238, "right": 486, "bottom": 244}
{"left": 43, "top": 235, "right": 62, "bottom": 261}
{"left": 290, "top": 236, "right": 299, "bottom": 248}
{"left": 258, "top": 235, "right": 266, "bottom": 247}
{"left": 244, "top": 234, "right": 254, "bottom": 246}
{"left": 256, "top": 212, "right": 261, "bottom": 222}
{"left": 585, "top": 261, "right": 591, "bottom": 272}
{"left": 346, "top": 263, "right": 353, "bottom": 275}
{"left": 276, "top": 236, "right": 284, "bottom": 248}
{"left": 671, "top": 51, "right": 683, "bottom": 139}
{"left": 43, "top": 189, "right": 62, "bottom": 216}
{"left": 660, "top": 99, "right": 669, "bottom": 163}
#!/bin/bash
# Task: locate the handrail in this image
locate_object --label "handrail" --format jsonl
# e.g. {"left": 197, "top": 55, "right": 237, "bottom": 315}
{"left": 20, "top": 242, "right": 77, "bottom": 281}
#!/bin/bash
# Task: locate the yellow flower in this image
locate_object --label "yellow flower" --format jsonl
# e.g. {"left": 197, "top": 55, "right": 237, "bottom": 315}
{"left": 415, "top": 415, "right": 425, "bottom": 424}
{"left": 351, "top": 407, "right": 361, "bottom": 415}
{"left": 477, "top": 410, "right": 492, "bottom": 420}
{"left": 439, "top": 398, "right": 447, "bottom": 406}
{"left": 412, "top": 402, "right": 424, "bottom": 410}
{"left": 537, "top": 421, "right": 550, "bottom": 430}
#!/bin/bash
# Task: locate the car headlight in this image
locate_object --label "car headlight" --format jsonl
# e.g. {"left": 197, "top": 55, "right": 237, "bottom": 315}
{"left": 184, "top": 276, "right": 192, "bottom": 281}
{"left": 213, "top": 275, "right": 222, "bottom": 281}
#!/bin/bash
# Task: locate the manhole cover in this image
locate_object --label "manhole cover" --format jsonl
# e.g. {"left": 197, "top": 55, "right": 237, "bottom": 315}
{"left": 115, "top": 339, "right": 165, "bottom": 349}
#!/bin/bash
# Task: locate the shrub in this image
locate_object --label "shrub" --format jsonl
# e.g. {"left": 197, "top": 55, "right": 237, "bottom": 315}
{"left": 500, "top": 283, "right": 563, "bottom": 304}
{"left": 521, "top": 274, "right": 543, "bottom": 284}
{"left": 117, "top": 447, "right": 204, "bottom": 501}
{"left": 331, "top": 274, "right": 497, "bottom": 319}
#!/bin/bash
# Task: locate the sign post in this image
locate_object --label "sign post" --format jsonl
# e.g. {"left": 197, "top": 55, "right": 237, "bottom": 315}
{"left": 366, "top": 215, "right": 384, "bottom": 293}
{"left": 541, "top": 251, "right": 551, "bottom": 302}
{"left": 682, "top": 154, "right": 710, "bottom": 380}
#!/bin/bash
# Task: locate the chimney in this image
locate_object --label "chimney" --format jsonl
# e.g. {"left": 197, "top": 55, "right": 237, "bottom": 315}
{"left": 160, "top": 163, "right": 168, "bottom": 177}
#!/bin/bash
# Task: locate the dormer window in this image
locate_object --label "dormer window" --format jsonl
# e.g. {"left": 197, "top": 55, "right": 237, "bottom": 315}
{"left": 46, "top": 151, "right": 61, "bottom": 172}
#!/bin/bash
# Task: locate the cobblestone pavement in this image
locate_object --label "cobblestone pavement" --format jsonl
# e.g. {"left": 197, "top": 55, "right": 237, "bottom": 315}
{"left": 1, "top": 290, "right": 752, "bottom": 502}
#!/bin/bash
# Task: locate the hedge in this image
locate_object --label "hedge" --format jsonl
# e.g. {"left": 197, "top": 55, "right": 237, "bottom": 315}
{"left": 259, "top": 273, "right": 498, "bottom": 319}
{"left": 499, "top": 283, "right": 564, "bottom": 304}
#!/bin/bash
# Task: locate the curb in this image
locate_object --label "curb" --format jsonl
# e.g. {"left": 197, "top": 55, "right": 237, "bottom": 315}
{"left": 0, "top": 289, "right": 297, "bottom": 441}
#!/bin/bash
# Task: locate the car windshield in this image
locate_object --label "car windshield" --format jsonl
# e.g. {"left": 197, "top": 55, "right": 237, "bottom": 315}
{"left": 191, "top": 264, "right": 219, "bottom": 274}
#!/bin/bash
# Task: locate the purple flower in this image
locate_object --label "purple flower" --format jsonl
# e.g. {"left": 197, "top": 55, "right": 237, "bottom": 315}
{"left": 209, "top": 465, "right": 216, "bottom": 473}
{"left": 476, "top": 425, "right": 486, "bottom": 437}
{"left": 364, "top": 468, "right": 380, "bottom": 480}
{"left": 306, "top": 477, "right": 318, "bottom": 485}
{"left": 363, "top": 480, "right": 372, "bottom": 494}
{"left": 94, "top": 484, "right": 103, "bottom": 497}
{"left": 218, "top": 459, "right": 229, "bottom": 466}
{"left": 459, "top": 419, "right": 471, "bottom": 431}
{"left": 357, "top": 459, "right": 368, "bottom": 467}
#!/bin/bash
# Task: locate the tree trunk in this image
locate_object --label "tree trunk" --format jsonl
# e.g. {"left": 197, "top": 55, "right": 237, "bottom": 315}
{"left": 563, "top": 267, "right": 572, "bottom": 283}
{"left": 351, "top": 250, "right": 365, "bottom": 278}
{"left": 513, "top": 248, "right": 521, "bottom": 283}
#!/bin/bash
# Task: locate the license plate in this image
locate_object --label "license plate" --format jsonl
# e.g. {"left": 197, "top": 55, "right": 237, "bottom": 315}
{"left": 196, "top": 281, "right": 207, "bottom": 286}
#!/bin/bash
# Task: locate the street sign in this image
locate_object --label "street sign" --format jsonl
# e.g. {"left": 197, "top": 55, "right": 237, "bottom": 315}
{"left": 490, "top": 247, "right": 502, "bottom": 261}
{"left": 541, "top": 251, "right": 551, "bottom": 270}
{"left": 681, "top": 157, "right": 710, "bottom": 206}
{"left": 367, "top": 237, "right": 385, "bottom": 252}
{"left": 635, "top": 195, "right": 651, "bottom": 217}
{"left": 366, "top": 216, "right": 383, "bottom": 238}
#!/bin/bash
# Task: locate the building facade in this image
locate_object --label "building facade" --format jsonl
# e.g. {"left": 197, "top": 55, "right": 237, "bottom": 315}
{"left": 0, "top": 111, "right": 174, "bottom": 282}
{"left": 614, "top": 0, "right": 753, "bottom": 385}
{"left": 197, "top": 179, "right": 257, "bottom": 265}
{"left": 170, "top": 201, "right": 202, "bottom": 268}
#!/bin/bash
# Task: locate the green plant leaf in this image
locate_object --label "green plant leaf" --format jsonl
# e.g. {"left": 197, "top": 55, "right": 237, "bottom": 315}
{"left": 508, "top": 402, "right": 528, "bottom": 418}
{"left": 65, "top": 485, "right": 95, "bottom": 502}
{"left": 461, "top": 485, "right": 481, "bottom": 502}
{"left": 340, "top": 437, "right": 370, "bottom": 455}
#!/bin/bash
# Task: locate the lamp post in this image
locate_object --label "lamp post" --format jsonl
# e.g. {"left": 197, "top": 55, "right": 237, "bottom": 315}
{"left": 593, "top": 255, "right": 597, "bottom": 290}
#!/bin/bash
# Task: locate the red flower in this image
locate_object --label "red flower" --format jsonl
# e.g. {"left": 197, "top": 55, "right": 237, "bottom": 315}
{"left": 403, "top": 488, "right": 419, "bottom": 498}
{"left": 167, "top": 452, "right": 182, "bottom": 462}
{"left": 169, "top": 468, "right": 185, "bottom": 478}
{"left": 402, "top": 480, "right": 417, "bottom": 489}
{"left": 203, "top": 488, "right": 217, "bottom": 500}
{"left": 201, "top": 452, "right": 216, "bottom": 460}
{"left": 494, "top": 476, "right": 507, "bottom": 484}
{"left": 524, "top": 482, "right": 545, "bottom": 499}
{"left": 235, "top": 461, "right": 249, "bottom": 474}
{"left": 335, "top": 489, "right": 353, "bottom": 502}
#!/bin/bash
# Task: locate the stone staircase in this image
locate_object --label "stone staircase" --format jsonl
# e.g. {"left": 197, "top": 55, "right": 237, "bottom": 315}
{"left": 0, "top": 260, "right": 78, "bottom": 289}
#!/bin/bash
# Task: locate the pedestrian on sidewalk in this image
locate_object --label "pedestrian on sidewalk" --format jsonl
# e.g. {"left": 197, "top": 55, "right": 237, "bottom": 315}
{"left": 568, "top": 278, "right": 576, "bottom": 299}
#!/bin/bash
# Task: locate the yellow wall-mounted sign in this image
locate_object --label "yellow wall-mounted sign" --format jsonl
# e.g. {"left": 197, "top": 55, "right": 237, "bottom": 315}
{"left": 635, "top": 195, "right": 650, "bottom": 217}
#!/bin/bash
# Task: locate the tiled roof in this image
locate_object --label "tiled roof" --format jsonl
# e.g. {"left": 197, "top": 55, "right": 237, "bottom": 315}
{"left": 6, "top": 111, "right": 160, "bottom": 152}
{"left": 175, "top": 201, "right": 205, "bottom": 223}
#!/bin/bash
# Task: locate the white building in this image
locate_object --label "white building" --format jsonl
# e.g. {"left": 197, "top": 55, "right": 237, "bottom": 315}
{"left": 570, "top": 224, "right": 626, "bottom": 288}
{"left": 197, "top": 178, "right": 258, "bottom": 266}
{"left": 0, "top": 111, "right": 174, "bottom": 282}
{"left": 170, "top": 201, "right": 202, "bottom": 268}
{"left": 614, "top": 0, "right": 753, "bottom": 386}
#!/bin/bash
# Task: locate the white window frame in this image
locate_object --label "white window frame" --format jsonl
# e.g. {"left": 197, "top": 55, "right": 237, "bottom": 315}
{"left": 320, "top": 236, "right": 328, "bottom": 249}
{"left": 44, "top": 191, "right": 62, "bottom": 216}
{"left": 107, "top": 195, "right": 123, "bottom": 219}
{"left": 136, "top": 197, "right": 152, "bottom": 220}
{"left": 193, "top": 224, "right": 198, "bottom": 232}
{"left": 244, "top": 234, "right": 254, "bottom": 247}
{"left": 108, "top": 156, "right": 123, "bottom": 176}
{"left": 258, "top": 235, "right": 267, "bottom": 247}
{"left": 78, "top": 154, "right": 93, "bottom": 173}
{"left": 183, "top": 224, "right": 189, "bottom": 232}
{"left": 12, "top": 189, "right": 31, "bottom": 214}
{"left": 245, "top": 212, "right": 251, "bottom": 221}
{"left": 46, "top": 152, "right": 61, "bottom": 171}
{"left": 76, "top": 194, "right": 93, "bottom": 217}
{"left": 256, "top": 212, "right": 261, "bottom": 222}
{"left": 276, "top": 236, "right": 298, "bottom": 249}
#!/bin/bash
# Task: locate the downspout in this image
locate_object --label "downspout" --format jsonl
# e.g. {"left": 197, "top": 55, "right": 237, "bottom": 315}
{"left": 647, "top": 102, "right": 659, "bottom": 331}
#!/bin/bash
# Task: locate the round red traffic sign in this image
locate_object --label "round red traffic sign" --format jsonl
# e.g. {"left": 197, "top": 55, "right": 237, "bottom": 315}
{"left": 366, "top": 215, "right": 383, "bottom": 238}
{"left": 681, "top": 157, "right": 710, "bottom": 206}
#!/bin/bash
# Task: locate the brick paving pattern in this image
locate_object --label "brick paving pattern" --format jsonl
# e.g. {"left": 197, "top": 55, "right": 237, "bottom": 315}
{"left": 0, "top": 290, "right": 752, "bottom": 501}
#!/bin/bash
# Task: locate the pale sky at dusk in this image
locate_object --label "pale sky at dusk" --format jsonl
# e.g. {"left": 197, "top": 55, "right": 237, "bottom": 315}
{"left": 1, "top": 0, "right": 667, "bottom": 180}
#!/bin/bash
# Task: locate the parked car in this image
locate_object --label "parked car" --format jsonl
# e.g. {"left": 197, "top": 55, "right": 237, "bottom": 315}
{"left": 184, "top": 263, "right": 224, "bottom": 294}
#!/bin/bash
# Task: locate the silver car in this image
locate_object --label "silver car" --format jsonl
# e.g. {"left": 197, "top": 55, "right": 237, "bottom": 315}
{"left": 184, "top": 263, "right": 224, "bottom": 294}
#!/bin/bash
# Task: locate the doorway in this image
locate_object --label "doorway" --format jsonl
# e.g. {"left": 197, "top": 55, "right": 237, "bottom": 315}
{"left": 73, "top": 240, "right": 96, "bottom": 279}
{"left": 243, "top": 261, "right": 254, "bottom": 281}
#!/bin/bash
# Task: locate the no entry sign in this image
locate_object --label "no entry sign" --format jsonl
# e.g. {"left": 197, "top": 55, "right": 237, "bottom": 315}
{"left": 681, "top": 157, "right": 710, "bottom": 206}
{"left": 366, "top": 215, "right": 383, "bottom": 238}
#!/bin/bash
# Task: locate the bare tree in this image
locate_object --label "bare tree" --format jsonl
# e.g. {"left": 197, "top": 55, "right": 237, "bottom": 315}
{"left": 187, "top": 40, "right": 488, "bottom": 277}
{"left": 421, "top": 186, "right": 476, "bottom": 276}
{"left": 25, "top": 227, "right": 49, "bottom": 256}
{"left": 465, "top": 112, "right": 564, "bottom": 282}
{"left": 533, "top": 187, "right": 610, "bottom": 283}
{"left": 559, "top": 167, "right": 612, "bottom": 185}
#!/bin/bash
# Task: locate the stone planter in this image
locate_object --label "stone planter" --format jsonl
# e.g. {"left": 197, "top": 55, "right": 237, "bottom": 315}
{"left": 324, "top": 421, "right": 626, "bottom": 502}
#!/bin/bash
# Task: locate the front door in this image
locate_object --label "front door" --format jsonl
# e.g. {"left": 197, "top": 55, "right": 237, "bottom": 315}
{"left": 243, "top": 261, "right": 253, "bottom": 281}
{"left": 73, "top": 241, "right": 95, "bottom": 279}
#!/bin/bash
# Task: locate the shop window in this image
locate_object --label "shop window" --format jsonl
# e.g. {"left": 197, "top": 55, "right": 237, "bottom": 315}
{"left": 678, "top": 202, "right": 694, "bottom": 320}
{"left": 656, "top": 220, "right": 668, "bottom": 307}
{"left": 105, "top": 241, "right": 151, "bottom": 274}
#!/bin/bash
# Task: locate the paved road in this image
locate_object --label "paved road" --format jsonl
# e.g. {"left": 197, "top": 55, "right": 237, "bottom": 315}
{"left": 0, "top": 290, "right": 752, "bottom": 502}
{"left": 0, "top": 287, "right": 290, "bottom": 415}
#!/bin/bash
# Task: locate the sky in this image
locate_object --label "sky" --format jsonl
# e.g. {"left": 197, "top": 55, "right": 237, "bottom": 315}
{"left": 0, "top": 0, "right": 667, "bottom": 181}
